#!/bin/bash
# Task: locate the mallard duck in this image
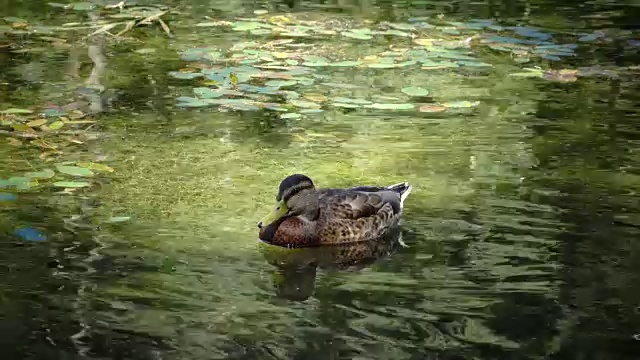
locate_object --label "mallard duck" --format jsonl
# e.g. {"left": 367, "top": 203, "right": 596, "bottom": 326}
{"left": 257, "top": 174, "right": 412, "bottom": 247}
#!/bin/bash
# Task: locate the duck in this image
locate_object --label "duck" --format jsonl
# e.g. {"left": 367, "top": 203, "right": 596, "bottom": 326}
{"left": 257, "top": 174, "right": 412, "bottom": 248}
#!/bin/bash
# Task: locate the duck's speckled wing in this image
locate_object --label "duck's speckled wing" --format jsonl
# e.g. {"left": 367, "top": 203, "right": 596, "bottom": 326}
{"left": 315, "top": 189, "right": 402, "bottom": 243}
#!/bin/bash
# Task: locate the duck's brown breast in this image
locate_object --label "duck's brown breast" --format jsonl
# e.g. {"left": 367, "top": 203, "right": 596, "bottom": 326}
{"left": 262, "top": 217, "right": 319, "bottom": 248}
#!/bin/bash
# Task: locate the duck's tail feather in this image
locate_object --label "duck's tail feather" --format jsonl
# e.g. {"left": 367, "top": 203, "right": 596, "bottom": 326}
{"left": 386, "top": 181, "right": 412, "bottom": 208}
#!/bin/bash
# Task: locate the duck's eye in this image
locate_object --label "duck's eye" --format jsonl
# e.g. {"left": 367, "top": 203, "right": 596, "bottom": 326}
{"left": 276, "top": 206, "right": 281, "bottom": 210}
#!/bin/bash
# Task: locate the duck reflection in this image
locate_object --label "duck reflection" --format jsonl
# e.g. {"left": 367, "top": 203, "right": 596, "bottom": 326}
{"left": 259, "top": 227, "right": 404, "bottom": 301}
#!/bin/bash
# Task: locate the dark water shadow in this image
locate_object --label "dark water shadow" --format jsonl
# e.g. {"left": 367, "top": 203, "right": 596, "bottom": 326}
{"left": 259, "top": 227, "right": 404, "bottom": 301}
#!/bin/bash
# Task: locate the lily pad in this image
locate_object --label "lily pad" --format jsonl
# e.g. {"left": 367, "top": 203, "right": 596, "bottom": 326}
{"left": 193, "top": 87, "right": 226, "bottom": 99}
{"left": 364, "top": 103, "right": 415, "bottom": 110}
{"left": 280, "top": 113, "right": 302, "bottom": 119}
{"left": 342, "top": 31, "right": 373, "bottom": 40}
{"left": 69, "top": 2, "right": 95, "bottom": 11}
{"left": 169, "top": 71, "right": 202, "bottom": 80}
{"left": 48, "top": 120, "right": 64, "bottom": 130}
{"left": 77, "top": 162, "right": 114, "bottom": 173}
{"left": 176, "top": 97, "right": 211, "bottom": 108}
{"left": 26, "top": 119, "right": 48, "bottom": 127}
{"left": 443, "top": 101, "right": 480, "bottom": 108}
{"left": 56, "top": 165, "right": 94, "bottom": 177}
{"left": 52, "top": 181, "right": 91, "bottom": 188}
{"left": 0, "top": 177, "right": 31, "bottom": 189}
{"left": 265, "top": 80, "right": 297, "bottom": 88}
{"left": 332, "top": 97, "right": 371, "bottom": 105}
{"left": 418, "top": 104, "right": 447, "bottom": 113}
{"left": 378, "top": 29, "right": 411, "bottom": 37}
{"left": 331, "top": 103, "right": 362, "bottom": 109}
{"left": 232, "top": 21, "right": 262, "bottom": 31}
{"left": 25, "top": 169, "right": 55, "bottom": 179}
{"left": 401, "top": 86, "right": 430, "bottom": 97}
{"left": 1, "top": 108, "right": 33, "bottom": 114}
{"left": 328, "top": 61, "right": 362, "bottom": 67}
{"left": 289, "top": 100, "right": 321, "bottom": 109}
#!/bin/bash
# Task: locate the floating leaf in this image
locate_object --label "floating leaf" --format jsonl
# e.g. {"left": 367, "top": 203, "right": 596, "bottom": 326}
{"left": 364, "top": 103, "right": 415, "bottom": 110}
{"left": 4, "top": 17, "right": 27, "bottom": 23}
{"left": 168, "top": 71, "right": 202, "bottom": 80}
{"left": 265, "top": 80, "right": 297, "bottom": 88}
{"left": 302, "top": 61, "right": 330, "bottom": 67}
{"left": 176, "top": 97, "right": 211, "bottom": 108}
{"left": 289, "top": 100, "right": 321, "bottom": 109}
{"left": 232, "top": 21, "right": 262, "bottom": 31}
{"left": 0, "top": 177, "right": 30, "bottom": 189}
{"left": 387, "top": 23, "right": 416, "bottom": 31}
{"left": 332, "top": 97, "right": 371, "bottom": 105}
{"left": 414, "top": 38, "right": 434, "bottom": 46}
{"left": 328, "top": 61, "right": 362, "bottom": 67}
{"left": 342, "top": 31, "right": 373, "bottom": 40}
{"left": 443, "top": 101, "right": 480, "bottom": 108}
{"left": 510, "top": 69, "right": 544, "bottom": 78}
{"left": 193, "top": 87, "right": 225, "bottom": 99}
{"left": 419, "top": 104, "right": 447, "bottom": 113}
{"left": 367, "top": 63, "right": 398, "bottom": 69}
{"left": 69, "top": 2, "right": 95, "bottom": 11}
{"left": 457, "top": 60, "right": 493, "bottom": 67}
{"left": 44, "top": 3, "right": 65, "bottom": 10}
{"left": 401, "top": 86, "right": 430, "bottom": 97}
{"left": 48, "top": 120, "right": 64, "bottom": 130}
{"left": 229, "top": 72, "right": 238, "bottom": 85}
{"left": 331, "top": 103, "right": 361, "bottom": 109}
{"left": 378, "top": 29, "right": 411, "bottom": 37}
{"left": 26, "top": 119, "right": 47, "bottom": 127}
{"left": 14, "top": 227, "right": 46, "bottom": 242}
{"left": 280, "top": 113, "right": 302, "bottom": 119}
{"left": 299, "top": 109, "right": 324, "bottom": 114}
{"left": 303, "top": 93, "right": 328, "bottom": 102}
{"left": 25, "top": 169, "right": 55, "bottom": 179}
{"left": 56, "top": 165, "right": 94, "bottom": 177}
{"left": 12, "top": 124, "right": 35, "bottom": 133}
{"left": 52, "top": 181, "right": 91, "bottom": 188}
{"left": 2, "top": 108, "right": 33, "bottom": 114}
{"left": 77, "top": 162, "right": 114, "bottom": 173}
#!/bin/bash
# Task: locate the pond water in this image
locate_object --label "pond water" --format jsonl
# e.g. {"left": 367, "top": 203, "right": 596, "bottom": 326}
{"left": 1, "top": 0, "right": 640, "bottom": 359}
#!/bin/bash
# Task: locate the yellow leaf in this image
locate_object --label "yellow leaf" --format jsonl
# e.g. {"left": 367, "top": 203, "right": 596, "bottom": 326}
{"left": 269, "top": 15, "right": 291, "bottom": 24}
{"left": 77, "top": 162, "right": 114, "bottom": 173}
{"left": 31, "top": 139, "right": 58, "bottom": 149}
{"left": 414, "top": 38, "right": 434, "bottom": 46}
{"left": 12, "top": 124, "right": 35, "bottom": 133}
{"left": 229, "top": 72, "right": 238, "bottom": 85}
{"left": 272, "top": 52, "right": 288, "bottom": 59}
{"left": 7, "top": 138, "right": 22, "bottom": 146}
{"left": 303, "top": 93, "right": 328, "bottom": 102}
{"left": 49, "top": 121, "right": 64, "bottom": 130}
{"left": 26, "top": 119, "right": 47, "bottom": 127}
{"left": 362, "top": 55, "right": 379, "bottom": 63}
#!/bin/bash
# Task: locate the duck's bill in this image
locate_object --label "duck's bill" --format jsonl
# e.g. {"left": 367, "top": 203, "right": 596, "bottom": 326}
{"left": 259, "top": 201, "right": 288, "bottom": 227}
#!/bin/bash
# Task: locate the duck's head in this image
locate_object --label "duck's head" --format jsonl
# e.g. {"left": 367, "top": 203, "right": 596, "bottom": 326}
{"left": 257, "top": 174, "right": 319, "bottom": 229}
